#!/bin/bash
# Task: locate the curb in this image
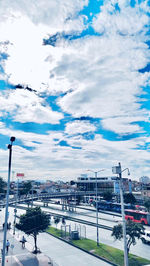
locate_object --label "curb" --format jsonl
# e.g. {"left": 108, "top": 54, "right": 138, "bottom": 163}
{"left": 46, "top": 231, "right": 118, "bottom": 266}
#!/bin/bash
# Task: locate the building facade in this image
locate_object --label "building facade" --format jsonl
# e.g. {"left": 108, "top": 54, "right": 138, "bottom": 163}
{"left": 76, "top": 174, "right": 132, "bottom": 194}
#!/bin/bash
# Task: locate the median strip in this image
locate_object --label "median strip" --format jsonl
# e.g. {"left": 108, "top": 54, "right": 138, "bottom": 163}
{"left": 46, "top": 226, "right": 150, "bottom": 266}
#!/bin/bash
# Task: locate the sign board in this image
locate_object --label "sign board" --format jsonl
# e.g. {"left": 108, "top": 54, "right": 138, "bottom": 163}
{"left": 114, "top": 181, "right": 120, "bottom": 194}
{"left": 112, "top": 166, "right": 121, "bottom": 174}
{"left": 16, "top": 173, "right": 24, "bottom": 177}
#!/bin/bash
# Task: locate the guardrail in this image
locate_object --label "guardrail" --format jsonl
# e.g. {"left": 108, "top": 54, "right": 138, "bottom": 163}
{"left": 0, "top": 191, "right": 99, "bottom": 208}
{"left": 13, "top": 204, "right": 113, "bottom": 232}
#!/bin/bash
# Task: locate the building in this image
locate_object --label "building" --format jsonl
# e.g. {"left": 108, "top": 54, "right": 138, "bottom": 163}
{"left": 76, "top": 174, "right": 132, "bottom": 194}
{"left": 139, "top": 176, "right": 150, "bottom": 184}
{"left": 142, "top": 185, "right": 150, "bottom": 199}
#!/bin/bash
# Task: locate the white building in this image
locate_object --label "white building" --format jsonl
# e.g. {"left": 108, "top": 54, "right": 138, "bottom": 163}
{"left": 139, "top": 176, "right": 150, "bottom": 184}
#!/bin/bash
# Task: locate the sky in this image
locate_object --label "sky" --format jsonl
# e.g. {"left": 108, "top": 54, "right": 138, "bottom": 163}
{"left": 0, "top": 0, "right": 149, "bottom": 182}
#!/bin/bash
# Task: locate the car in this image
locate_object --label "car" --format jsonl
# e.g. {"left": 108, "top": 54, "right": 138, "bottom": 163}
{"left": 141, "top": 230, "right": 150, "bottom": 245}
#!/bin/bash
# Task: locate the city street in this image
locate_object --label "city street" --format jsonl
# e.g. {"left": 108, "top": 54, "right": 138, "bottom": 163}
{"left": 1, "top": 204, "right": 150, "bottom": 261}
{"left": 0, "top": 207, "right": 110, "bottom": 266}
{"left": 0, "top": 230, "right": 56, "bottom": 266}
{"left": 29, "top": 201, "right": 150, "bottom": 260}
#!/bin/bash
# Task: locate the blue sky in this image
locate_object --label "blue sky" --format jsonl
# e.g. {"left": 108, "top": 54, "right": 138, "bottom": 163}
{"left": 0, "top": 0, "right": 149, "bottom": 181}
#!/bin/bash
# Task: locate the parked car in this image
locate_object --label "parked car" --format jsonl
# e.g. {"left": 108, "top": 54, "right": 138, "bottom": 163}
{"left": 141, "top": 230, "right": 150, "bottom": 245}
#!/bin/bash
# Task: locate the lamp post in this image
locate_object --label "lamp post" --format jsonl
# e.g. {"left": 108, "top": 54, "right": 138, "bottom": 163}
{"left": 112, "top": 162, "right": 130, "bottom": 266}
{"left": 13, "top": 178, "right": 19, "bottom": 235}
{"left": 32, "top": 180, "right": 34, "bottom": 206}
{"left": 87, "top": 169, "right": 104, "bottom": 246}
{"left": 2, "top": 137, "right": 15, "bottom": 266}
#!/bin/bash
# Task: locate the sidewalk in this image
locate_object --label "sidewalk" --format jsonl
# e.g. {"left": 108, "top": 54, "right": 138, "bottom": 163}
{"left": 0, "top": 229, "right": 57, "bottom": 266}
{"left": 0, "top": 228, "right": 110, "bottom": 266}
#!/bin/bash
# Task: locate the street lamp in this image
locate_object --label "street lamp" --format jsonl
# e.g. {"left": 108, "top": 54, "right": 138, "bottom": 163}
{"left": 112, "top": 162, "right": 130, "bottom": 266}
{"left": 13, "top": 177, "right": 19, "bottom": 235}
{"left": 87, "top": 169, "right": 104, "bottom": 246}
{"left": 2, "top": 137, "right": 15, "bottom": 266}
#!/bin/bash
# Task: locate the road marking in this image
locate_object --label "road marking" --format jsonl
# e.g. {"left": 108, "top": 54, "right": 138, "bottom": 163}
{"left": 13, "top": 255, "right": 23, "bottom": 266}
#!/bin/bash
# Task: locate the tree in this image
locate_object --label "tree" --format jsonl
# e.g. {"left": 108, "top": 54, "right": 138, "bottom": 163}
{"left": 62, "top": 217, "right": 66, "bottom": 225}
{"left": 102, "top": 191, "right": 113, "bottom": 201}
{"left": 16, "top": 207, "right": 50, "bottom": 253}
{"left": 111, "top": 221, "right": 145, "bottom": 254}
{"left": 54, "top": 216, "right": 60, "bottom": 228}
{"left": 123, "top": 193, "right": 136, "bottom": 205}
{"left": 21, "top": 181, "right": 32, "bottom": 196}
{"left": 70, "top": 180, "right": 75, "bottom": 185}
{"left": 144, "top": 199, "right": 150, "bottom": 212}
{"left": 0, "top": 177, "right": 6, "bottom": 195}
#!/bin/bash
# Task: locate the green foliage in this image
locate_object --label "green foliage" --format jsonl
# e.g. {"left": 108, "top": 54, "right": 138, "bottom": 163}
{"left": 111, "top": 223, "right": 123, "bottom": 240}
{"left": 54, "top": 216, "right": 60, "bottom": 228}
{"left": 72, "top": 238, "right": 150, "bottom": 266}
{"left": 16, "top": 207, "right": 50, "bottom": 235}
{"left": 16, "top": 207, "right": 50, "bottom": 253}
{"left": 47, "top": 227, "right": 150, "bottom": 266}
{"left": 123, "top": 193, "right": 136, "bottom": 205}
{"left": 0, "top": 177, "right": 6, "bottom": 194}
{"left": 20, "top": 181, "right": 32, "bottom": 195}
{"left": 62, "top": 217, "right": 66, "bottom": 224}
{"left": 102, "top": 191, "right": 113, "bottom": 201}
{"left": 144, "top": 199, "right": 150, "bottom": 212}
{"left": 47, "top": 227, "right": 62, "bottom": 238}
{"left": 112, "top": 221, "right": 145, "bottom": 254}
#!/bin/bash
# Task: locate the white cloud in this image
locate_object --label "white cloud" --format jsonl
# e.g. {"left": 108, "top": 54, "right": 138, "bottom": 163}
{"left": 0, "top": 0, "right": 149, "bottom": 181}
{"left": 65, "top": 121, "right": 96, "bottom": 135}
{"left": 0, "top": 0, "right": 88, "bottom": 28}
{"left": 101, "top": 116, "right": 144, "bottom": 135}
{"left": 92, "top": 3, "right": 149, "bottom": 37}
{"left": 0, "top": 120, "right": 150, "bottom": 180}
{"left": 0, "top": 89, "right": 63, "bottom": 124}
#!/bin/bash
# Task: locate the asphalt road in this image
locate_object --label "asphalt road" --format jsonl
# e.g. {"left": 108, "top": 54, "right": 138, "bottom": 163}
{"left": 0, "top": 230, "right": 54, "bottom": 266}
{"left": 32, "top": 201, "right": 150, "bottom": 261}
{"left": 1, "top": 203, "right": 150, "bottom": 261}
{"left": 0, "top": 207, "right": 111, "bottom": 266}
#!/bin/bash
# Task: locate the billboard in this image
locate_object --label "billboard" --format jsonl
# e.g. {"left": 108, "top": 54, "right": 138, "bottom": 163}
{"left": 16, "top": 173, "right": 24, "bottom": 177}
{"left": 112, "top": 166, "right": 121, "bottom": 174}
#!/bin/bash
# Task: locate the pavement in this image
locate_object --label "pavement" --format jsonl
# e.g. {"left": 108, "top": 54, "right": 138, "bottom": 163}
{"left": 0, "top": 229, "right": 57, "bottom": 266}
{"left": 0, "top": 223, "right": 111, "bottom": 266}
{"left": 33, "top": 232, "right": 110, "bottom": 266}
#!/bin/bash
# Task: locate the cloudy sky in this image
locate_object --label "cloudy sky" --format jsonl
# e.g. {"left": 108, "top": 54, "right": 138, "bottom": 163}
{"left": 0, "top": 0, "right": 149, "bottom": 181}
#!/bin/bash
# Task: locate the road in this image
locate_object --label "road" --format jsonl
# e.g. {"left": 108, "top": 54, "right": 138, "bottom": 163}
{"left": 0, "top": 230, "right": 57, "bottom": 266}
{"left": 1, "top": 202, "right": 150, "bottom": 261}
{"left": 33, "top": 201, "right": 150, "bottom": 261}
{"left": 0, "top": 207, "right": 111, "bottom": 266}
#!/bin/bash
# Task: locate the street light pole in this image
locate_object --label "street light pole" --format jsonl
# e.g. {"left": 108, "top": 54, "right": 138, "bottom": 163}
{"left": 13, "top": 178, "right": 19, "bottom": 235}
{"left": 119, "top": 162, "right": 129, "bottom": 266}
{"left": 112, "top": 162, "right": 129, "bottom": 266}
{"left": 95, "top": 171, "right": 99, "bottom": 246}
{"left": 2, "top": 137, "right": 15, "bottom": 266}
{"left": 87, "top": 169, "right": 104, "bottom": 246}
{"left": 32, "top": 181, "right": 34, "bottom": 206}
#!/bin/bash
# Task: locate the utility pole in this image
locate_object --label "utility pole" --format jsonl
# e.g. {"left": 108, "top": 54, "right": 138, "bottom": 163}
{"left": 95, "top": 171, "right": 99, "bottom": 246}
{"left": 87, "top": 169, "right": 104, "bottom": 246}
{"left": 112, "top": 162, "right": 129, "bottom": 266}
{"left": 32, "top": 181, "right": 34, "bottom": 206}
{"left": 13, "top": 178, "right": 19, "bottom": 235}
{"left": 2, "top": 137, "right": 15, "bottom": 266}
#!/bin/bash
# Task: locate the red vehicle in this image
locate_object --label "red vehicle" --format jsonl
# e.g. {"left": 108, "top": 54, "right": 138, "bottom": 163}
{"left": 125, "top": 209, "right": 150, "bottom": 225}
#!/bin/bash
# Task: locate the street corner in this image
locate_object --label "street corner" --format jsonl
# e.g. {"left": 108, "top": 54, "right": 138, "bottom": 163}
{"left": 36, "top": 253, "right": 55, "bottom": 265}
